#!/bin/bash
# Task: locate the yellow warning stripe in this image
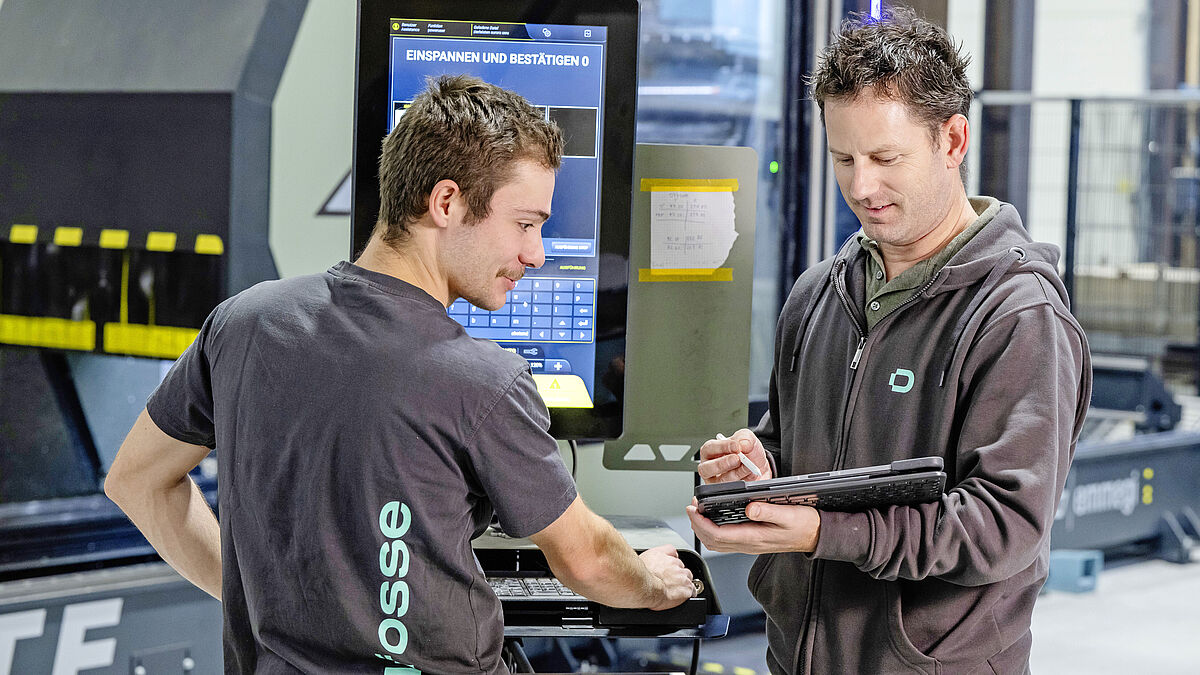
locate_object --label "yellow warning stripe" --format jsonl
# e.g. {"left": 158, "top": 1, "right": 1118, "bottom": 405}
{"left": 195, "top": 234, "right": 224, "bottom": 255}
{"left": 100, "top": 229, "right": 130, "bottom": 249}
{"left": 146, "top": 231, "right": 177, "bottom": 252}
{"left": 9, "top": 224, "right": 38, "bottom": 244}
{"left": 119, "top": 252, "right": 130, "bottom": 324}
{"left": 3, "top": 225, "right": 223, "bottom": 254}
{"left": 0, "top": 315, "right": 96, "bottom": 351}
{"left": 2, "top": 224, "right": 217, "bottom": 358}
{"left": 103, "top": 323, "right": 199, "bottom": 359}
{"left": 54, "top": 227, "right": 83, "bottom": 246}
{"left": 0, "top": 315, "right": 199, "bottom": 358}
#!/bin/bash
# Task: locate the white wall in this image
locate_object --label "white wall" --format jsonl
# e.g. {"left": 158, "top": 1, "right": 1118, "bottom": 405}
{"left": 269, "top": 0, "right": 357, "bottom": 278}
{"left": 1028, "top": 1, "right": 1149, "bottom": 261}
{"left": 946, "top": 0, "right": 985, "bottom": 195}
{"left": 1032, "top": 1, "right": 1149, "bottom": 96}
{"left": 948, "top": 0, "right": 1152, "bottom": 262}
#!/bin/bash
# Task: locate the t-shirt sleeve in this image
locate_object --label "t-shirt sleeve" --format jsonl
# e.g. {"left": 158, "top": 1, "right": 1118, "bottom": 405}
{"left": 145, "top": 307, "right": 221, "bottom": 448}
{"left": 466, "top": 368, "right": 577, "bottom": 538}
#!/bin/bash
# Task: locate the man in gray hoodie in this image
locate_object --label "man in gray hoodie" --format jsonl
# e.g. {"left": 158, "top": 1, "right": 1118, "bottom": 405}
{"left": 688, "top": 8, "right": 1091, "bottom": 674}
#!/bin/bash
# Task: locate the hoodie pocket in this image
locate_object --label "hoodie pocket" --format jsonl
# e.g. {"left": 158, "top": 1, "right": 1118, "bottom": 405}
{"left": 885, "top": 583, "right": 941, "bottom": 672}
{"left": 748, "top": 553, "right": 779, "bottom": 596}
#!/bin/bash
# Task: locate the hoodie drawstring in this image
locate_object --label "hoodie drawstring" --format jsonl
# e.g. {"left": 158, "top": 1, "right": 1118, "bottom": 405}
{"left": 938, "top": 246, "right": 1027, "bottom": 387}
{"left": 789, "top": 264, "right": 837, "bottom": 372}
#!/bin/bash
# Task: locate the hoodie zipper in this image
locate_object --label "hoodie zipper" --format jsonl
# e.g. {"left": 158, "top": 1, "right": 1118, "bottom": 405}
{"left": 795, "top": 261, "right": 941, "bottom": 674}
{"left": 831, "top": 261, "right": 867, "bottom": 370}
{"left": 875, "top": 269, "right": 942, "bottom": 329}
{"left": 831, "top": 265, "right": 945, "bottom": 470}
{"left": 795, "top": 260, "right": 866, "bottom": 674}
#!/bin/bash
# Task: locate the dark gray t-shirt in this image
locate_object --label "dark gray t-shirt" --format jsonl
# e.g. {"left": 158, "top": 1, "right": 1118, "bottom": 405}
{"left": 147, "top": 261, "right": 577, "bottom": 674}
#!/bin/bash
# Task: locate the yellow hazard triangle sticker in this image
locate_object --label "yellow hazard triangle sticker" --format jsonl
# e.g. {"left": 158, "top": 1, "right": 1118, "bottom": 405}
{"left": 532, "top": 374, "right": 592, "bottom": 408}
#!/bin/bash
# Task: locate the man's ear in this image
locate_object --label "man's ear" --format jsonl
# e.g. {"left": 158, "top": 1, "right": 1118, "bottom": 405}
{"left": 942, "top": 114, "right": 970, "bottom": 170}
{"left": 427, "top": 179, "right": 461, "bottom": 229}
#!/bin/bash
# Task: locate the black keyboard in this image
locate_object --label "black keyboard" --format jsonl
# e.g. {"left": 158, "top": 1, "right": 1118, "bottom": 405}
{"left": 489, "top": 576, "right": 585, "bottom": 601}
{"left": 486, "top": 573, "right": 708, "bottom": 629}
{"left": 701, "top": 474, "right": 945, "bottom": 525}
{"left": 474, "top": 532, "right": 717, "bottom": 634}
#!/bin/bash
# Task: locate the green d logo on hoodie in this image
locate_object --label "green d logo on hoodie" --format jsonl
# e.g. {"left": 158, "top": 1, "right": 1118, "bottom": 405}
{"left": 889, "top": 368, "right": 915, "bottom": 393}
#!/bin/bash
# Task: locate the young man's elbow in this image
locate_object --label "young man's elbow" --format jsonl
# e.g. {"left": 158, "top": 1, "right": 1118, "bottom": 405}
{"left": 103, "top": 456, "right": 150, "bottom": 510}
{"left": 103, "top": 466, "right": 133, "bottom": 508}
{"left": 554, "top": 551, "right": 609, "bottom": 587}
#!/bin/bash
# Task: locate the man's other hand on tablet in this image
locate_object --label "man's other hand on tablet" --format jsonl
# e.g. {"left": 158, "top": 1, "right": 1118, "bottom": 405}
{"left": 686, "top": 498, "right": 821, "bottom": 554}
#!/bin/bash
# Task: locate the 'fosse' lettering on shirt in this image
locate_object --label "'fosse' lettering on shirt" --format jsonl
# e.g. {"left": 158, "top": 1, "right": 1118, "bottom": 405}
{"left": 376, "top": 500, "right": 413, "bottom": 661}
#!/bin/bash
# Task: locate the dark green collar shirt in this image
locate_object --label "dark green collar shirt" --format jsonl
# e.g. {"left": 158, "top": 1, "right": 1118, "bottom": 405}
{"left": 858, "top": 196, "right": 1001, "bottom": 330}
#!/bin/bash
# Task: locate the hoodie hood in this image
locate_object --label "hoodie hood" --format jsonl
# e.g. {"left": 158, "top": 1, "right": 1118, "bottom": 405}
{"left": 820, "top": 200, "right": 1072, "bottom": 385}
{"left": 832, "top": 200, "right": 1070, "bottom": 309}
{"left": 936, "top": 201, "right": 1069, "bottom": 306}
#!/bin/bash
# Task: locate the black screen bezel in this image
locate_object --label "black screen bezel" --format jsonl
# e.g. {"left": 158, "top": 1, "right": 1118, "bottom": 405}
{"left": 352, "top": 0, "right": 637, "bottom": 439}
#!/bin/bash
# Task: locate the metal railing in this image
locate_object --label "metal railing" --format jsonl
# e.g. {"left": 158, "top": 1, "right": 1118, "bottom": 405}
{"left": 976, "top": 91, "right": 1200, "bottom": 391}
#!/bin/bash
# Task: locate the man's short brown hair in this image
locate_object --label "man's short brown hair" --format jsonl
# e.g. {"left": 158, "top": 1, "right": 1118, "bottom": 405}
{"left": 375, "top": 74, "right": 564, "bottom": 245}
{"left": 808, "top": 6, "right": 972, "bottom": 144}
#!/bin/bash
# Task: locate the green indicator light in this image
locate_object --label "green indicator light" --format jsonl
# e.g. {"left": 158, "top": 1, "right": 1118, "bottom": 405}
{"left": 769, "top": 160, "right": 780, "bottom": 174}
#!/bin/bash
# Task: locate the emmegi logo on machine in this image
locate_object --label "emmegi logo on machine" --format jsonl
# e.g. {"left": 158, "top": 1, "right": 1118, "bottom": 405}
{"left": 1055, "top": 468, "right": 1154, "bottom": 521}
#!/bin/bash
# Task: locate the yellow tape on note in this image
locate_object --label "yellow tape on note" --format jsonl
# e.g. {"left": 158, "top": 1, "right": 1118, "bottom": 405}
{"left": 640, "top": 178, "right": 739, "bottom": 279}
{"left": 640, "top": 178, "right": 739, "bottom": 192}
{"left": 638, "top": 268, "right": 733, "bottom": 282}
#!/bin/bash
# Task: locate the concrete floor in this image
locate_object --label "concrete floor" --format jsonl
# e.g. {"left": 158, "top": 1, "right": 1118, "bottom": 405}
{"left": 688, "top": 558, "right": 1200, "bottom": 674}
{"left": 1029, "top": 558, "right": 1200, "bottom": 674}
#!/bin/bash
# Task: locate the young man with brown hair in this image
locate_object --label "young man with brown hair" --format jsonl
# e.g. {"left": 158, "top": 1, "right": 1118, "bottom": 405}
{"left": 106, "top": 74, "right": 694, "bottom": 674}
{"left": 688, "top": 8, "right": 1091, "bottom": 674}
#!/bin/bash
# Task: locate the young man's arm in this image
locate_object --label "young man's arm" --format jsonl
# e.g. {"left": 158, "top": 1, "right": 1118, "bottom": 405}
{"left": 105, "top": 408, "right": 222, "bottom": 600}
{"left": 528, "top": 496, "right": 695, "bottom": 610}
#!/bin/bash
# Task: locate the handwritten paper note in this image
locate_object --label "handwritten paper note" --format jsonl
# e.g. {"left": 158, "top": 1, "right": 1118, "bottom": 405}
{"left": 649, "top": 190, "right": 738, "bottom": 270}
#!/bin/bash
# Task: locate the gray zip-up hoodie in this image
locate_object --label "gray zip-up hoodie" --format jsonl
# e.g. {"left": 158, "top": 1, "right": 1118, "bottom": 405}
{"left": 752, "top": 202, "right": 1092, "bottom": 674}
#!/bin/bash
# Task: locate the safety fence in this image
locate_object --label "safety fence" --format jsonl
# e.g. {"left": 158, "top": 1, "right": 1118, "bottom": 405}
{"left": 975, "top": 92, "right": 1200, "bottom": 391}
